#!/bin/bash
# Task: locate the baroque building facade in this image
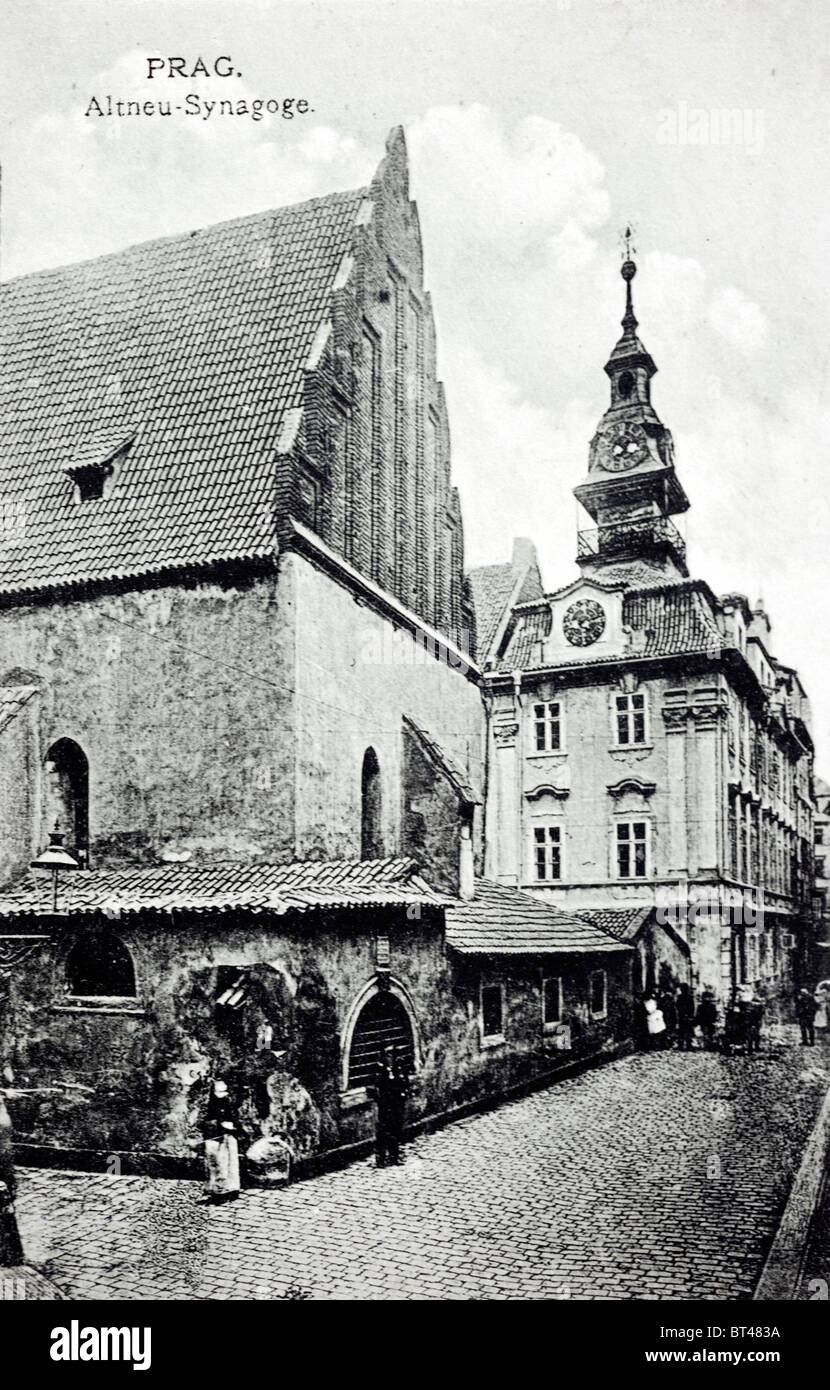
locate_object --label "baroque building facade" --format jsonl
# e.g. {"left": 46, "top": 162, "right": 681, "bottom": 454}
{"left": 481, "top": 256, "right": 815, "bottom": 1009}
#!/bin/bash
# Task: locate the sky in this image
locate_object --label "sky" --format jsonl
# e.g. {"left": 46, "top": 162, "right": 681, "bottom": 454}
{"left": 1, "top": 0, "right": 829, "bottom": 762}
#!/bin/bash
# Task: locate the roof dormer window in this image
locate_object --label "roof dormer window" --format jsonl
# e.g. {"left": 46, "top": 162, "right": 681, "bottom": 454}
{"left": 65, "top": 434, "right": 134, "bottom": 503}
{"left": 68, "top": 460, "right": 113, "bottom": 502}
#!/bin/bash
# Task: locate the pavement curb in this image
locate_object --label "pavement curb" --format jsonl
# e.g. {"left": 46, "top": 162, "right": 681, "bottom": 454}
{"left": 753, "top": 1073, "right": 830, "bottom": 1301}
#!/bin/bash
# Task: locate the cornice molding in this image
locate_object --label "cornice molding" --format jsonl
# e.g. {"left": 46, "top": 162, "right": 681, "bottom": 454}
{"left": 607, "top": 776, "right": 657, "bottom": 799}
{"left": 525, "top": 783, "right": 570, "bottom": 801}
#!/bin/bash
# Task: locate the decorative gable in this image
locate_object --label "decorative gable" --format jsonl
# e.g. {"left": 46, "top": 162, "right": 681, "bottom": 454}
{"left": 540, "top": 578, "right": 627, "bottom": 665}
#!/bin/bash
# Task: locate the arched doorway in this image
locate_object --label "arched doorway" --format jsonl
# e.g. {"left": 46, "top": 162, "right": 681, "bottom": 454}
{"left": 361, "top": 747, "right": 383, "bottom": 860}
{"left": 44, "top": 738, "right": 89, "bottom": 865}
{"left": 346, "top": 989, "right": 416, "bottom": 1091}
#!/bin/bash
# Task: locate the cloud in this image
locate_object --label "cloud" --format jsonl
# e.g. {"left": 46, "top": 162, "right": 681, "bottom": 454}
{"left": 707, "top": 285, "right": 769, "bottom": 354}
{"left": 408, "top": 104, "right": 610, "bottom": 253}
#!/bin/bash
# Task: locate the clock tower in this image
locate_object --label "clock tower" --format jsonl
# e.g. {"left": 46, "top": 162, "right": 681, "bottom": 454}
{"left": 574, "top": 249, "right": 690, "bottom": 584}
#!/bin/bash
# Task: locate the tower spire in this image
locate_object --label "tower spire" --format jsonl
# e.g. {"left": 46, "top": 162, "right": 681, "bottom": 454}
{"left": 620, "top": 228, "right": 638, "bottom": 337}
{"left": 572, "top": 245, "right": 691, "bottom": 586}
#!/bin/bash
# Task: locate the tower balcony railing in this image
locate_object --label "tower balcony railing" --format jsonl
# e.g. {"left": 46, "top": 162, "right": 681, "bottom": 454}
{"left": 577, "top": 516, "right": 686, "bottom": 565}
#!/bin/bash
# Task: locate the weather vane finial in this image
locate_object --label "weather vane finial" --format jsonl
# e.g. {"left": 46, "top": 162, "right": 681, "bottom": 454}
{"left": 619, "top": 225, "right": 638, "bottom": 331}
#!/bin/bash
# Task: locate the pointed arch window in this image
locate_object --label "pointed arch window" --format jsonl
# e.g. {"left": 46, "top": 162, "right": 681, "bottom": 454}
{"left": 44, "top": 739, "right": 89, "bottom": 867}
{"left": 361, "top": 747, "right": 383, "bottom": 860}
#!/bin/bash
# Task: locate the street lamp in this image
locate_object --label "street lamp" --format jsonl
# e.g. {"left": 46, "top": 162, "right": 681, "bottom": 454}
{"left": 30, "top": 824, "right": 80, "bottom": 911}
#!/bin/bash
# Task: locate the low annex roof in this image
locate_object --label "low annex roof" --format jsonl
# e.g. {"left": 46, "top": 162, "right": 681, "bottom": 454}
{"left": 446, "top": 879, "right": 631, "bottom": 955}
{"left": 0, "top": 856, "right": 447, "bottom": 920}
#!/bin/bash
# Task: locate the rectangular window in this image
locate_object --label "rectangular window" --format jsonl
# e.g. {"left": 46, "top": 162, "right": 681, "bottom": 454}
{"left": 745, "top": 932, "right": 760, "bottom": 982}
{"left": 542, "top": 976, "right": 562, "bottom": 1028}
{"left": 590, "top": 970, "right": 607, "bottom": 1018}
{"left": 532, "top": 701, "right": 562, "bottom": 752}
{"left": 729, "top": 793, "right": 739, "bottom": 879}
{"left": 297, "top": 472, "right": 320, "bottom": 530}
{"left": 615, "top": 692, "right": 647, "bottom": 746}
{"left": 481, "top": 983, "right": 504, "bottom": 1040}
{"left": 616, "top": 820, "right": 648, "bottom": 878}
{"left": 817, "top": 826, "right": 825, "bottom": 846}
{"left": 750, "top": 813, "right": 760, "bottom": 883}
{"left": 534, "top": 824, "right": 562, "bottom": 881}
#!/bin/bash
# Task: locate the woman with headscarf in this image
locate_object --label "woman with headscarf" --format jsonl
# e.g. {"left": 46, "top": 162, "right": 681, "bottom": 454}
{"left": 201, "top": 1078, "right": 242, "bottom": 1204}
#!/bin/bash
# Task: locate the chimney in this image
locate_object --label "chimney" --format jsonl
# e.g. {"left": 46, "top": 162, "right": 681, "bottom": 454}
{"left": 459, "top": 814, "right": 475, "bottom": 901}
{"left": 511, "top": 536, "right": 537, "bottom": 573}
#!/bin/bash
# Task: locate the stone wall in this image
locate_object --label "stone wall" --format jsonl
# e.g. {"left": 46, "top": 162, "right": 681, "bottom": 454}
{"left": 0, "top": 574, "right": 296, "bottom": 877}
{"left": 0, "top": 688, "right": 39, "bottom": 885}
{"left": 0, "top": 908, "right": 632, "bottom": 1169}
{"left": 0, "top": 550, "right": 482, "bottom": 883}
{"left": 290, "top": 551, "right": 482, "bottom": 869}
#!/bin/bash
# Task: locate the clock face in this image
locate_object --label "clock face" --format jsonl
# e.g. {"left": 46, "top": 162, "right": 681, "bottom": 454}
{"left": 563, "top": 598, "right": 606, "bottom": 647}
{"left": 597, "top": 421, "right": 649, "bottom": 472}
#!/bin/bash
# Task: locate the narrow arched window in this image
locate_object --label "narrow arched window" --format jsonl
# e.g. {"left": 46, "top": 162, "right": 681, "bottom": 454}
{"left": 66, "top": 933, "right": 136, "bottom": 999}
{"left": 347, "top": 990, "right": 415, "bottom": 1090}
{"left": 44, "top": 738, "right": 89, "bottom": 865}
{"left": 361, "top": 747, "right": 383, "bottom": 860}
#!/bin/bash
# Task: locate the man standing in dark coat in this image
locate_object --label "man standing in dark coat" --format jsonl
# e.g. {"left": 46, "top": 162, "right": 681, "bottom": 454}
{"left": 796, "top": 988, "right": 819, "bottom": 1046}
{"left": 676, "top": 983, "right": 695, "bottom": 1051}
{"left": 372, "top": 1046, "right": 408, "bottom": 1167}
{"left": 695, "top": 989, "right": 719, "bottom": 1050}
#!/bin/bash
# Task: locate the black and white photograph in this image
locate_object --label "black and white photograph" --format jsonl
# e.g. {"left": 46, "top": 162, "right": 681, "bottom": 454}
{"left": 0, "top": 0, "right": 828, "bottom": 1353}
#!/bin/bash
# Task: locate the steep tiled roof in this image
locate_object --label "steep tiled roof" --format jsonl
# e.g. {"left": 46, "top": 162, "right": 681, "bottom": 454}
{"left": 0, "top": 189, "right": 366, "bottom": 596}
{"left": 446, "top": 879, "right": 630, "bottom": 955}
{"left": 624, "top": 584, "right": 722, "bottom": 658}
{"left": 498, "top": 603, "right": 551, "bottom": 670}
{"left": 403, "top": 715, "right": 480, "bottom": 805}
{"left": 0, "top": 856, "right": 446, "bottom": 919}
{"left": 0, "top": 684, "right": 38, "bottom": 734}
{"left": 467, "top": 563, "right": 516, "bottom": 662}
{"left": 575, "top": 906, "right": 652, "bottom": 942}
{"left": 495, "top": 580, "right": 722, "bottom": 674}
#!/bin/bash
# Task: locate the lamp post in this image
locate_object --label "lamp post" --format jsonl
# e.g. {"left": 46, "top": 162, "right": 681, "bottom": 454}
{"left": 30, "top": 824, "right": 80, "bottom": 911}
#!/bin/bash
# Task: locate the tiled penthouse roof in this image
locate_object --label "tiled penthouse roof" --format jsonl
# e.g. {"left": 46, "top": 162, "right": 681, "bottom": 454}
{"left": 0, "top": 856, "right": 446, "bottom": 920}
{"left": 0, "top": 189, "right": 366, "bottom": 596}
{"left": 575, "top": 906, "right": 652, "bottom": 941}
{"left": 446, "top": 879, "right": 631, "bottom": 955}
{"left": 496, "top": 580, "right": 723, "bottom": 673}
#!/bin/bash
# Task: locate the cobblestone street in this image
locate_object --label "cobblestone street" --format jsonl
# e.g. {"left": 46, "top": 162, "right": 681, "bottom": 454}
{"left": 11, "top": 1034, "right": 830, "bottom": 1301}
